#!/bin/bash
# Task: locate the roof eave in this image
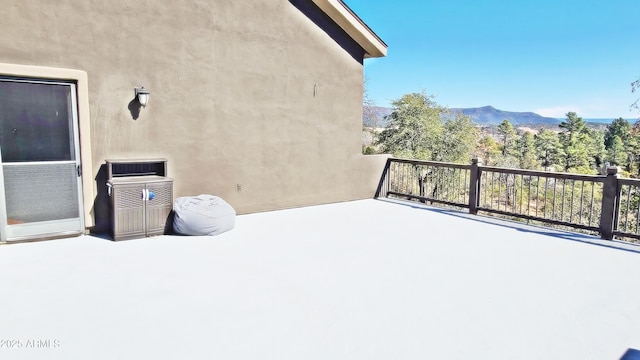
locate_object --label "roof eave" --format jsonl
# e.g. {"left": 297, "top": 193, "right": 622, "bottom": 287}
{"left": 312, "top": 0, "right": 388, "bottom": 58}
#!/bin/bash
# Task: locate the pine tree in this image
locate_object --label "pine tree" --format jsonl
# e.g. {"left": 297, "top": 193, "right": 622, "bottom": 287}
{"left": 497, "top": 119, "right": 517, "bottom": 157}
{"left": 475, "top": 136, "right": 501, "bottom": 165}
{"left": 604, "top": 118, "right": 634, "bottom": 170}
{"left": 558, "top": 112, "right": 590, "bottom": 172}
{"left": 607, "top": 135, "right": 627, "bottom": 166}
{"left": 605, "top": 118, "right": 632, "bottom": 149}
{"left": 534, "top": 128, "right": 564, "bottom": 171}
{"left": 515, "top": 132, "right": 537, "bottom": 169}
{"left": 586, "top": 128, "right": 606, "bottom": 170}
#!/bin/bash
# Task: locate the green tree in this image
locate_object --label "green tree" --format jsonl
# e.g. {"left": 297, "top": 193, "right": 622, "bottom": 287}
{"left": 558, "top": 112, "right": 590, "bottom": 172}
{"left": 534, "top": 128, "right": 564, "bottom": 170}
{"left": 375, "top": 92, "right": 444, "bottom": 160}
{"left": 603, "top": 118, "right": 637, "bottom": 170}
{"left": 586, "top": 128, "right": 606, "bottom": 169}
{"left": 606, "top": 135, "right": 627, "bottom": 166}
{"left": 376, "top": 92, "right": 478, "bottom": 162}
{"left": 605, "top": 118, "right": 632, "bottom": 149}
{"left": 475, "top": 135, "right": 501, "bottom": 165}
{"left": 629, "top": 121, "right": 640, "bottom": 175}
{"left": 435, "top": 112, "right": 477, "bottom": 162}
{"left": 497, "top": 119, "right": 517, "bottom": 157}
{"left": 514, "top": 132, "right": 537, "bottom": 169}
{"left": 362, "top": 145, "right": 376, "bottom": 155}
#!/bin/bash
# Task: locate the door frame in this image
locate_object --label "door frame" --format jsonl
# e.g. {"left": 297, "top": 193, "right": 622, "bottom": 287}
{"left": 0, "top": 78, "right": 84, "bottom": 241}
{"left": 0, "top": 63, "right": 94, "bottom": 239}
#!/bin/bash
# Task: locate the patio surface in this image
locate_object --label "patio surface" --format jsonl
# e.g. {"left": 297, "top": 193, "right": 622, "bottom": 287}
{"left": 1, "top": 198, "right": 640, "bottom": 360}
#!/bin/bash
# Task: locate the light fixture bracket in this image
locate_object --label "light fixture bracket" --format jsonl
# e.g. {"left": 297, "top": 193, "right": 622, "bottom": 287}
{"left": 135, "top": 86, "right": 150, "bottom": 107}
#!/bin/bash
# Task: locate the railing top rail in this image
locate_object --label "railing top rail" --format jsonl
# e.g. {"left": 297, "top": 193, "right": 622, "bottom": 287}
{"left": 389, "top": 157, "right": 471, "bottom": 170}
{"left": 479, "top": 166, "right": 605, "bottom": 182}
{"left": 618, "top": 177, "right": 640, "bottom": 186}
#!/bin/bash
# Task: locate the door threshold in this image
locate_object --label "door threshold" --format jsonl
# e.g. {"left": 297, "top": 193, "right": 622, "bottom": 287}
{"left": 5, "top": 231, "right": 84, "bottom": 244}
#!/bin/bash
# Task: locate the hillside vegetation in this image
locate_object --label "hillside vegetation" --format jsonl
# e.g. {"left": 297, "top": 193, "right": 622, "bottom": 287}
{"left": 363, "top": 92, "right": 640, "bottom": 176}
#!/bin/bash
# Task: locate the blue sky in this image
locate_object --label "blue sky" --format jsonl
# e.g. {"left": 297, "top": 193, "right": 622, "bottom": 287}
{"left": 344, "top": 0, "right": 640, "bottom": 119}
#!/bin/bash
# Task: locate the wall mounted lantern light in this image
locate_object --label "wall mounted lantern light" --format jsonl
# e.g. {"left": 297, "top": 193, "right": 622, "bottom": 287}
{"left": 135, "top": 86, "right": 150, "bottom": 107}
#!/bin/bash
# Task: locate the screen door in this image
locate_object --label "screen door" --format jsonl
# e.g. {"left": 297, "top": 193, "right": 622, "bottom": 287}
{"left": 0, "top": 78, "right": 84, "bottom": 241}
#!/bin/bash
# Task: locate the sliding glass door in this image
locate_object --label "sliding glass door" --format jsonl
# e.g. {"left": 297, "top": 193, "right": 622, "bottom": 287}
{"left": 0, "top": 78, "right": 84, "bottom": 241}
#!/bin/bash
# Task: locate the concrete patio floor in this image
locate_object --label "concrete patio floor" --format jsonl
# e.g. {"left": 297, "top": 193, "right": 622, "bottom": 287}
{"left": 1, "top": 198, "right": 640, "bottom": 360}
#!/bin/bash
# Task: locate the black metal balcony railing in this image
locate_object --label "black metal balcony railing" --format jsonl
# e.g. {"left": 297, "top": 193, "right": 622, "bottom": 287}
{"left": 375, "top": 157, "right": 640, "bottom": 242}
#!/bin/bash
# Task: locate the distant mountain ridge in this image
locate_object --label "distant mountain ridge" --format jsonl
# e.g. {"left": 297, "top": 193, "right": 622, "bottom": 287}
{"left": 363, "top": 105, "right": 562, "bottom": 127}
{"left": 451, "top": 106, "right": 560, "bottom": 125}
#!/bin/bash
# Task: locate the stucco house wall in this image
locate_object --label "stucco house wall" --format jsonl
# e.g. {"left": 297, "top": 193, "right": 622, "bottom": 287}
{"left": 0, "top": 0, "right": 387, "bottom": 233}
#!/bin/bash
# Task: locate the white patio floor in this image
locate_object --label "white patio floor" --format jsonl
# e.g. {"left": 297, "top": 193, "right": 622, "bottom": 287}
{"left": 1, "top": 198, "right": 640, "bottom": 360}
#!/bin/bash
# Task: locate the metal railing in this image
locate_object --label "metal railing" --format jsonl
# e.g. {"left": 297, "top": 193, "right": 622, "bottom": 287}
{"left": 379, "top": 158, "right": 471, "bottom": 209}
{"left": 477, "top": 166, "right": 603, "bottom": 233}
{"left": 375, "top": 157, "right": 640, "bottom": 241}
{"left": 616, "top": 178, "right": 640, "bottom": 239}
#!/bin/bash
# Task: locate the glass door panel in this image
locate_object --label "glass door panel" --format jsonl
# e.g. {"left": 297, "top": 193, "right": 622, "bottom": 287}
{"left": 0, "top": 78, "right": 84, "bottom": 241}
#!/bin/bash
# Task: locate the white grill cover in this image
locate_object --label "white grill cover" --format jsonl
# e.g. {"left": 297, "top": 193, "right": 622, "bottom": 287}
{"left": 173, "top": 195, "right": 236, "bottom": 236}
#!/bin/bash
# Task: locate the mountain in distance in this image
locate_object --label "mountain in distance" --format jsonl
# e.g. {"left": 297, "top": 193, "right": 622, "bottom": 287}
{"left": 363, "top": 105, "right": 561, "bottom": 127}
{"left": 584, "top": 118, "right": 638, "bottom": 124}
{"left": 450, "top": 106, "right": 560, "bottom": 125}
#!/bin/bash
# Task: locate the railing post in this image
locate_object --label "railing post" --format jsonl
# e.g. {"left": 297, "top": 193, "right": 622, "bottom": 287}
{"left": 600, "top": 166, "right": 620, "bottom": 240}
{"left": 468, "top": 158, "right": 482, "bottom": 214}
{"left": 374, "top": 158, "right": 392, "bottom": 198}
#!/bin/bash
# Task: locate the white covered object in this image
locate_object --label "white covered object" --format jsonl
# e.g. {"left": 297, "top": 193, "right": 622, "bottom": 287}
{"left": 173, "top": 195, "right": 236, "bottom": 236}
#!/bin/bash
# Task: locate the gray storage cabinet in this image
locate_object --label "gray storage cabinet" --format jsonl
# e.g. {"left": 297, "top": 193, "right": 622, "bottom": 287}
{"left": 106, "top": 159, "right": 173, "bottom": 241}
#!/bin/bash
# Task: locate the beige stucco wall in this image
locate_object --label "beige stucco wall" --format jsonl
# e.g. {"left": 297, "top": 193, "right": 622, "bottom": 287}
{"left": 0, "top": 0, "right": 388, "bottom": 230}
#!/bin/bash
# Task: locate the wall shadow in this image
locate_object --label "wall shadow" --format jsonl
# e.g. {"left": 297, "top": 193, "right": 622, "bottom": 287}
{"left": 289, "top": 0, "right": 365, "bottom": 63}
{"left": 91, "top": 163, "right": 110, "bottom": 235}
{"left": 127, "top": 98, "right": 141, "bottom": 120}
{"left": 164, "top": 210, "right": 175, "bottom": 235}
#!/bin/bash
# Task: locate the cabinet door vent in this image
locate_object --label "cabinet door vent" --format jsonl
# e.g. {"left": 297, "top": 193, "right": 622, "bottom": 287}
{"left": 115, "top": 186, "right": 144, "bottom": 210}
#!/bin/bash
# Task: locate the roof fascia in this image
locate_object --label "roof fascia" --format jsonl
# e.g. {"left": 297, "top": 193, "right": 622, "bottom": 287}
{"left": 312, "top": 0, "right": 387, "bottom": 58}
